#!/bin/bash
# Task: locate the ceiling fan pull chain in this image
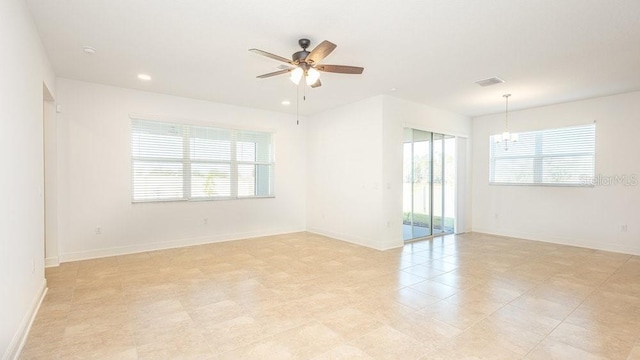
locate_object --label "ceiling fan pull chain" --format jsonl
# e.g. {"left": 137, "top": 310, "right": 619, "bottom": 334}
{"left": 296, "top": 82, "right": 300, "bottom": 125}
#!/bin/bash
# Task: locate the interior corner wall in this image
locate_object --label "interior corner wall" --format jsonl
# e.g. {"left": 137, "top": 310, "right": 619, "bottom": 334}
{"left": 44, "top": 98, "right": 59, "bottom": 267}
{"left": 471, "top": 91, "right": 640, "bottom": 255}
{"left": 54, "top": 78, "right": 306, "bottom": 262}
{"left": 1, "top": 0, "right": 54, "bottom": 357}
{"left": 306, "top": 96, "right": 387, "bottom": 249}
{"left": 306, "top": 95, "right": 471, "bottom": 250}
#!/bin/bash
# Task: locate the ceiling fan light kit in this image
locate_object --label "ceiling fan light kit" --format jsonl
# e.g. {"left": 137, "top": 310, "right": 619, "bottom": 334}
{"left": 305, "top": 68, "right": 320, "bottom": 86}
{"left": 250, "top": 38, "right": 364, "bottom": 88}
{"left": 289, "top": 67, "right": 303, "bottom": 84}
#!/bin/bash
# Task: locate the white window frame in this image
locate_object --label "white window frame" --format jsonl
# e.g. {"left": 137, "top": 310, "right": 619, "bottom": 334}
{"left": 131, "top": 118, "right": 275, "bottom": 203}
{"left": 489, "top": 123, "right": 596, "bottom": 187}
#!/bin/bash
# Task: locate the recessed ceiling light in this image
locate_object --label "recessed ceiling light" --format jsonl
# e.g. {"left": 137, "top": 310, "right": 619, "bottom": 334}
{"left": 281, "top": 100, "right": 291, "bottom": 106}
{"left": 82, "top": 46, "right": 96, "bottom": 55}
{"left": 137, "top": 74, "right": 152, "bottom": 81}
{"left": 390, "top": 88, "right": 397, "bottom": 92}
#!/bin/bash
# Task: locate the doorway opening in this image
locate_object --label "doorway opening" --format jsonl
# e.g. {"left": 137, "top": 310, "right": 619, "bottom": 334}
{"left": 403, "top": 128, "right": 456, "bottom": 241}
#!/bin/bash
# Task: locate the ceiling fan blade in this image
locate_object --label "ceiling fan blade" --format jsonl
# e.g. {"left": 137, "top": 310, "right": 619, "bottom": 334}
{"left": 310, "top": 79, "right": 322, "bottom": 88}
{"left": 316, "top": 64, "right": 364, "bottom": 74}
{"left": 306, "top": 40, "right": 337, "bottom": 64}
{"left": 249, "top": 49, "right": 292, "bottom": 64}
{"left": 256, "top": 69, "right": 291, "bottom": 79}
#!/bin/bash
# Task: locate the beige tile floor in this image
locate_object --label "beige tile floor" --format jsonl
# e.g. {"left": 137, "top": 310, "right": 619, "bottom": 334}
{"left": 20, "top": 232, "right": 640, "bottom": 359}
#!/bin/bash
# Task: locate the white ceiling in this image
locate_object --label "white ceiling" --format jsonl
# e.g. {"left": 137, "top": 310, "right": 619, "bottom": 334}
{"left": 26, "top": 0, "right": 640, "bottom": 117}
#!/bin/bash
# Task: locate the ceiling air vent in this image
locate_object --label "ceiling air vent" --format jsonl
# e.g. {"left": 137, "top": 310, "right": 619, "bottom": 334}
{"left": 475, "top": 77, "right": 505, "bottom": 87}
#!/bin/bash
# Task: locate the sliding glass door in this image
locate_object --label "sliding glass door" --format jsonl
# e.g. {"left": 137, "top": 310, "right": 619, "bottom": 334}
{"left": 403, "top": 129, "right": 456, "bottom": 241}
{"left": 432, "top": 133, "right": 444, "bottom": 235}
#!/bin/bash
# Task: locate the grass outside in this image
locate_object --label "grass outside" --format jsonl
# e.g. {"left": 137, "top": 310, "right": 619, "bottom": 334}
{"left": 403, "top": 212, "right": 454, "bottom": 230}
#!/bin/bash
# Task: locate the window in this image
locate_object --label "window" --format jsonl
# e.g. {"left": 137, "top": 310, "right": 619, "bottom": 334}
{"left": 131, "top": 119, "right": 274, "bottom": 202}
{"left": 490, "top": 124, "right": 595, "bottom": 186}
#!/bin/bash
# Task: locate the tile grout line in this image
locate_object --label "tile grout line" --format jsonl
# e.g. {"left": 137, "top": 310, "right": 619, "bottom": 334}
{"left": 521, "top": 254, "right": 632, "bottom": 358}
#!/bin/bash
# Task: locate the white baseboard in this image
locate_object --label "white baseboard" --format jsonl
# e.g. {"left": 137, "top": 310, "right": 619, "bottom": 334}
{"left": 306, "top": 227, "right": 403, "bottom": 251}
{"left": 472, "top": 228, "right": 640, "bottom": 256}
{"left": 58, "top": 227, "right": 306, "bottom": 262}
{"left": 3, "top": 279, "right": 47, "bottom": 360}
{"left": 45, "top": 257, "right": 59, "bottom": 268}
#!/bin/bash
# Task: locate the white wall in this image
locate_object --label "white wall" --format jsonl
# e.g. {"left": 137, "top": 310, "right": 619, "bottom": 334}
{"left": 472, "top": 91, "right": 640, "bottom": 255}
{"left": 384, "top": 96, "right": 472, "bottom": 138}
{"left": 55, "top": 79, "right": 306, "bottom": 261}
{"left": 44, "top": 96, "right": 59, "bottom": 267}
{"left": 306, "top": 95, "right": 471, "bottom": 250}
{"left": 456, "top": 138, "right": 471, "bottom": 233}
{"left": 306, "top": 96, "right": 387, "bottom": 248}
{"left": 0, "top": 0, "right": 55, "bottom": 358}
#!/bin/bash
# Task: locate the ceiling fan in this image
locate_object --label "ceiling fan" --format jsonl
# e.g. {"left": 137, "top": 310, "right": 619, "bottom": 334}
{"left": 249, "top": 38, "right": 364, "bottom": 88}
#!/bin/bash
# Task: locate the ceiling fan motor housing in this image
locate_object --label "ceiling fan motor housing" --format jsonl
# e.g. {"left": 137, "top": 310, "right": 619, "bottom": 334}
{"left": 298, "top": 38, "right": 311, "bottom": 49}
{"left": 293, "top": 38, "right": 312, "bottom": 64}
{"left": 292, "top": 50, "right": 310, "bottom": 64}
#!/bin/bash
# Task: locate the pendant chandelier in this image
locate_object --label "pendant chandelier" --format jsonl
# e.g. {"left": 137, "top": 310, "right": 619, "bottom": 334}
{"left": 494, "top": 94, "right": 518, "bottom": 151}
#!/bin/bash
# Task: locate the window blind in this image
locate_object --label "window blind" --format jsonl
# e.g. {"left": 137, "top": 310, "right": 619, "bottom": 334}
{"left": 131, "top": 119, "right": 274, "bottom": 202}
{"left": 490, "top": 124, "right": 595, "bottom": 186}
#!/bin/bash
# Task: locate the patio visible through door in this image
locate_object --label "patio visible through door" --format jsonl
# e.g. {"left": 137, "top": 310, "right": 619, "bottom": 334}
{"left": 403, "top": 128, "right": 456, "bottom": 241}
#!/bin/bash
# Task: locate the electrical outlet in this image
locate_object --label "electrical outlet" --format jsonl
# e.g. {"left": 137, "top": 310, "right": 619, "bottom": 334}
{"left": 621, "top": 224, "right": 628, "bottom": 232}
{"left": 203, "top": 218, "right": 209, "bottom": 225}
{"left": 95, "top": 226, "right": 102, "bottom": 235}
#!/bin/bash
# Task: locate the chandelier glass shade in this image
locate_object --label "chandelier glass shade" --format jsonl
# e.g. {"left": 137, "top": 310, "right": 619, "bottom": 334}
{"left": 495, "top": 94, "right": 518, "bottom": 150}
